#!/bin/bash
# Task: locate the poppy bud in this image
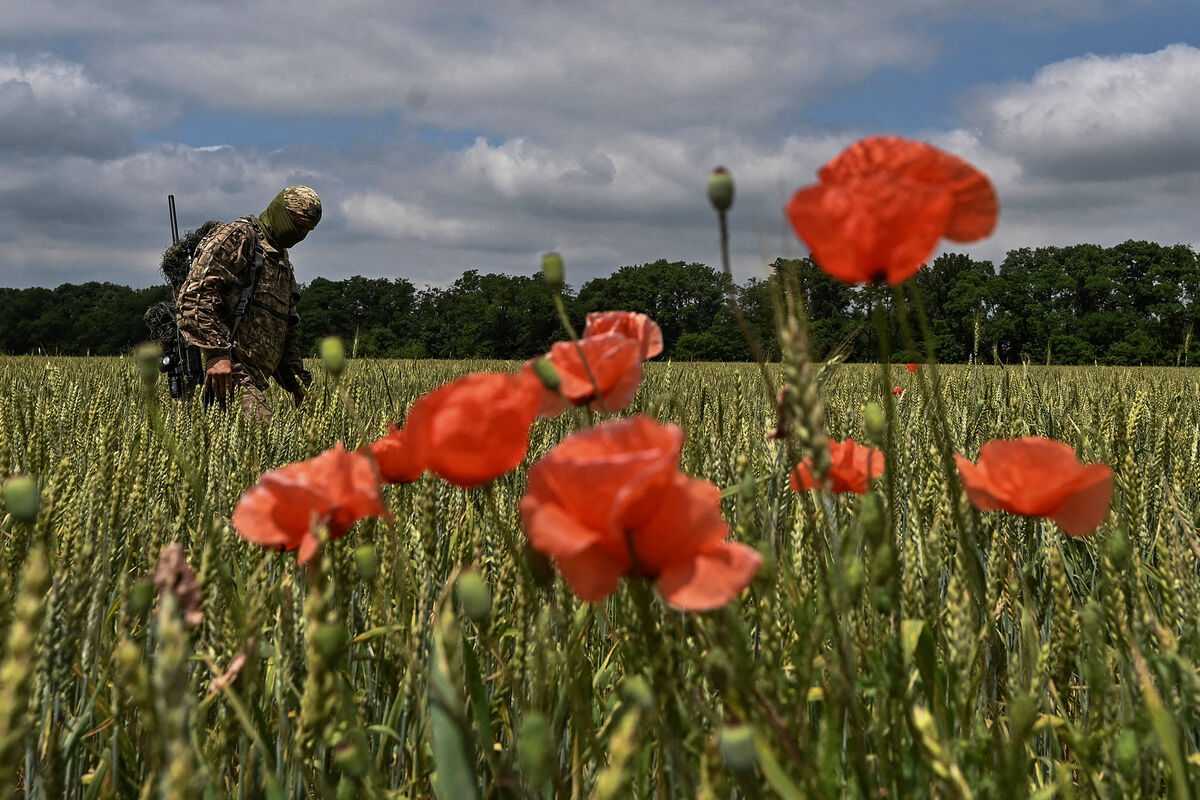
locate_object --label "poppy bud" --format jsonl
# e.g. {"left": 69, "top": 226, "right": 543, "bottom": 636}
{"left": 843, "top": 555, "right": 865, "bottom": 601}
{"left": 531, "top": 357, "right": 561, "bottom": 392}
{"left": 2, "top": 474, "right": 39, "bottom": 523}
{"left": 619, "top": 675, "right": 654, "bottom": 710}
{"left": 1115, "top": 729, "right": 1138, "bottom": 775}
{"left": 332, "top": 729, "right": 370, "bottom": 778}
{"left": 129, "top": 577, "right": 156, "bottom": 614}
{"left": 319, "top": 336, "right": 346, "bottom": 376}
{"left": 519, "top": 711, "right": 552, "bottom": 787}
{"left": 707, "top": 167, "right": 734, "bottom": 213}
{"left": 1108, "top": 526, "right": 1131, "bottom": 567}
{"left": 135, "top": 342, "right": 162, "bottom": 385}
{"left": 862, "top": 402, "right": 886, "bottom": 444}
{"left": 1007, "top": 692, "right": 1037, "bottom": 744}
{"left": 314, "top": 623, "right": 348, "bottom": 660}
{"left": 704, "top": 648, "right": 734, "bottom": 693}
{"left": 859, "top": 493, "right": 886, "bottom": 549}
{"left": 738, "top": 471, "right": 757, "bottom": 504}
{"left": 541, "top": 251, "right": 565, "bottom": 293}
{"left": 353, "top": 544, "right": 379, "bottom": 582}
{"left": 717, "top": 724, "right": 756, "bottom": 773}
{"left": 455, "top": 569, "right": 493, "bottom": 622}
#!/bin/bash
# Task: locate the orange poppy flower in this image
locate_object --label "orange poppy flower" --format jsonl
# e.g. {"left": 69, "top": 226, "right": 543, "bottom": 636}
{"left": 786, "top": 136, "right": 997, "bottom": 285}
{"left": 366, "top": 424, "right": 426, "bottom": 484}
{"left": 790, "top": 438, "right": 885, "bottom": 495}
{"left": 519, "top": 415, "right": 761, "bottom": 610}
{"left": 583, "top": 311, "right": 664, "bottom": 360}
{"left": 892, "top": 386, "right": 904, "bottom": 396}
{"left": 955, "top": 437, "right": 1112, "bottom": 537}
{"left": 379, "top": 370, "right": 543, "bottom": 488}
{"left": 907, "top": 363, "right": 919, "bottom": 372}
{"left": 540, "top": 332, "right": 644, "bottom": 414}
{"left": 232, "top": 443, "right": 388, "bottom": 564}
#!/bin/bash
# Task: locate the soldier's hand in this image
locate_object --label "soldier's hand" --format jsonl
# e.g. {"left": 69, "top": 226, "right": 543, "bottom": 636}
{"left": 205, "top": 355, "right": 233, "bottom": 398}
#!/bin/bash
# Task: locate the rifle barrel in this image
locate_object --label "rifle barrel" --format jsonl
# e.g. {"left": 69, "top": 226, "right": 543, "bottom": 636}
{"left": 168, "top": 194, "right": 180, "bottom": 245}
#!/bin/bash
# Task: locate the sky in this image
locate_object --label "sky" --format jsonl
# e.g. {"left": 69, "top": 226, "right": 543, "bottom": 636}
{"left": 0, "top": 0, "right": 1197, "bottom": 291}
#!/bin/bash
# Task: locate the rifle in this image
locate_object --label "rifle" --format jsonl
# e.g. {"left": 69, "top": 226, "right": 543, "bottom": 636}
{"left": 158, "top": 194, "right": 206, "bottom": 400}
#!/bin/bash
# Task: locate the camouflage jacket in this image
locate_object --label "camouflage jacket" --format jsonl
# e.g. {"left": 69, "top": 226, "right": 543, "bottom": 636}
{"left": 176, "top": 217, "right": 305, "bottom": 390}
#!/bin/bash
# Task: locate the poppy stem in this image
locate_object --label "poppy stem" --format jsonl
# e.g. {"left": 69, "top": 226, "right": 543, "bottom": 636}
{"left": 715, "top": 208, "right": 775, "bottom": 404}
{"left": 551, "top": 292, "right": 604, "bottom": 421}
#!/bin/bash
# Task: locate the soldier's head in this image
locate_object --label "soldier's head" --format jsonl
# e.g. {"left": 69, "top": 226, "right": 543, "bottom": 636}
{"left": 260, "top": 185, "right": 321, "bottom": 249}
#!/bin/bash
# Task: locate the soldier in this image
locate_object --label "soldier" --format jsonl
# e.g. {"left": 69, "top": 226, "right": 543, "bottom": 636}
{"left": 176, "top": 185, "right": 321, "bottom": 424}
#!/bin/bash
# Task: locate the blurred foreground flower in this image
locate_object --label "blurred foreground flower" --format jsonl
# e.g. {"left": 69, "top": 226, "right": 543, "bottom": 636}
{"left": 786, "top": 136, "right": 997, "bottom": 285}
{"left": 519, "top": 415, "right": 760, "bottom": 610}
{"left": 955, "top": 437, "right": 1113, "bottom": 536}
{"left": 791, "top": 438, "right": 885, "bottom": 495}
{"left": 232, "top": 444, "right": 387, "bottom": 564}
{"left": 369, "top": 370, "right": 543, "bottom": 488}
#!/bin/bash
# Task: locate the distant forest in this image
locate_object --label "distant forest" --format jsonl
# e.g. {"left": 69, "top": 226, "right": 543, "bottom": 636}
{"left": 1, "top": 240, "right": 1197, "bottom": 365}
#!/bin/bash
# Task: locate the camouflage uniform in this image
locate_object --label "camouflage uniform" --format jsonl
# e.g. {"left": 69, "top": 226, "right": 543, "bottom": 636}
{"left": 176, "top": 186, "right": 320, "bottom": 424}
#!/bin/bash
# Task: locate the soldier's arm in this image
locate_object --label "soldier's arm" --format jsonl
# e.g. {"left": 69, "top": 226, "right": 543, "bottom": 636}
{"left": 279, "top": 275, "right": 312, "bottom": 387}
{"left": 175, "top": 222, "right": 255, "bottom": 361}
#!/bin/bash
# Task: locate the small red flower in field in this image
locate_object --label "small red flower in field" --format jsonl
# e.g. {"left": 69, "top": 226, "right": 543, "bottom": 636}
{"left": 374, "top": 370, "right": 543, "bottom": 488}
{"left": 790, "top": 438, "right": 885, "bottom": 495}
{"left": 232, "top": 444, "right": 388, "bottom": 564}
{"left": 583, "top": 311, "right": 664, "bottom": 360}
{"left": 785, "top": 136, "right": 998, "bottom": 285}
{"left": 539, "top": 332, "right": 643, "bottom": 414}
{"left": 367, "top": 424, "right": 426, "bottom": 484}
{"left": 955, "top": 437, "right": 1112, "bottom": 537}
{"left": 519, "top": 416, "right": 761, "bottom": 610}
{"left": 907, "top": 363, "right": 918, "bottom": 372}
{"left": 892, "top": 386, "right": 904, "bottom": 396}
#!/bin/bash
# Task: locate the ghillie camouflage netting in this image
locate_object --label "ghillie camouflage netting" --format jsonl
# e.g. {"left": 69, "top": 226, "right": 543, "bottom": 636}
{"left": 144, "top": 220, "right": 221, "bottom": 345}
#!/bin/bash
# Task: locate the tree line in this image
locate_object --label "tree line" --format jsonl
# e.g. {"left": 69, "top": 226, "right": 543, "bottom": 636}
{"left": 1, "top": 240, "right": 1196, "bottom": 365}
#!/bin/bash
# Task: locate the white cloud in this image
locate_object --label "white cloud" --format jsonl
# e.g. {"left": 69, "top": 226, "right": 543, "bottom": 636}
{"left": 0, "top": 54, "right": 157, "bottom": 157}
{"left": 971, "top": 43, "right": 1200, "bottom": 180}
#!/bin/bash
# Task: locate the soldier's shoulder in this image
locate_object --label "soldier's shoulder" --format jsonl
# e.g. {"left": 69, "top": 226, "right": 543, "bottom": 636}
{"left": 196, "top": 219, "right": 258, "bottom": 256}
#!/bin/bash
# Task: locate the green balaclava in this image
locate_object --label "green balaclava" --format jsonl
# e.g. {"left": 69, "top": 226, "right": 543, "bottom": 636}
{"left": 258, "top": 185, "right": 322, "bottom": 249}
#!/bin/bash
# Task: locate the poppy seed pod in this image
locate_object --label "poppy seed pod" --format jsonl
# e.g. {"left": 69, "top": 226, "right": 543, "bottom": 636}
{"left": 531, "top": 357, "right": 561, "bottom": 392}
{"left": 136, "top": 342, "right": 162, "bottom": 385}
{"left": 541, "top": 251, "right": 565, "bottom": 292}
{"left": 519, "top": 711, "right": 552, "bottom": 787}
{"left": 717, "top": 724, "right": 757, "bottom": 773}
{"left": 3, "top": 474, "right": 39, "bottom": 523}
{"left": 129, "top": 577, "right": 157, "bottom": 614}
{"left": 319, "top": 336, "right": 346, "bottom": 375}
{"left": 353, "top": 544, "right": 379, "bottom": 582}
{"left": 314, "top": 623, "right": 349, "bottom": 660}
{"left": 455, "top": 570, "right": 493, "bottom": 622}
{"left": 863, "top": 401, "right": 886, "bottom": 444}
{"left": 707, "top": 166, "right": 734, "bottom": 213}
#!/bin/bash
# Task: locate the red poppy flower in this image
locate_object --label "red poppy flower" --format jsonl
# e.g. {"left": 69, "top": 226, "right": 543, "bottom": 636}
{"left": 376, "top": 370, "right": 543, "bottom": 488}
{"left": 892, "top": 386, "right": 904, "bottom": 396}
{"left": 785, "top": 136, "right": 997, "bottom": 285}
{"left": 790, "top": 438, "right": 885, "bottom": 495}
{"left": 907, "top": 363, "right": 919, "bottom": 372}
{"left": 232, "top": 444, "right": 388, "bottom": 564}
{"left": 540, "top": 332, "right": 643, "bottom": 414}
{"left": 955, "top": 437, "right": 1112, "bottom": 537}
{"left": 583, "top": 311, "right": 664, "bottom": 360}
{"left": 519, "top": 415, "right": 761, "bottom": 611}
{"left": 367, "top": 424, "right": 426, "bottom": 484}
